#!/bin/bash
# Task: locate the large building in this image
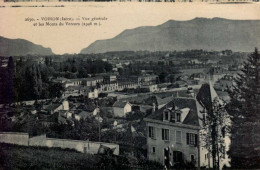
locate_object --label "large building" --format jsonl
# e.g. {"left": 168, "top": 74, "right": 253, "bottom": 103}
{"left": 144, "top": 97, "right": 200, "bottom": 168}
{"left": 144, "top": 83, "right": 231, "bottom": 169}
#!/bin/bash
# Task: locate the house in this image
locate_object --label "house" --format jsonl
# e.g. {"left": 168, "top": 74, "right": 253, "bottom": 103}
{"left": 88, "top": 88, "right": 99, "bottom": 99}
{"left": 85, "top": 77, "right": 103, "bottom": 87}
{"left": 44, "top": 111, "right": 72, "bottom": 125}
{"left": 112, "top": 101, "right": 132, "bottom": 118}
{"left": 63, "top": 86, "right": 85, "bottom": 97}
{"left": 208, "top": 67, "right": 225, "bottom": 81}
{"left": 59, "top": 110, "right": 73, "bottom": 119}
{"left": 51, "top": 77, "right": 68, "bottom": 84}
{"left": 173, "top": 80, "right": 188, "bottom": 88}
{"left": 103, "top": 74, "right": 117, "bottom": 83}
{"left": 76, "top": 103, "right": 98, "bottom": 116}
{"left": 140, "top": 84, "right": 158, "bottom": 92}
{"left": 130, "top": 75, "right": 158, "bottom": 85}
{"left": 75, "top": 110, "right": 93, "bottom": 120}
{"left": 144, "top": 98, "right": 200, "bottom": 169}
{"left": 64, "top": 79, "right": 82, "bottom": 88}
{"left": 63, "top": 86, "right": 98, "bottom": 99}
{"left": 118, "top": 82, "right": 138, "bottom": 91}
{"left": 99, "top": 83, "right": 119, "bottom": 92}
{"left": 189, "top": 73, "right": 207, "bottom": 81}
{"left": 144, "top": 83, "right": 231, "bottom": 169}
{"left": 44, "top": 99, "right": 69, "bottom": 114}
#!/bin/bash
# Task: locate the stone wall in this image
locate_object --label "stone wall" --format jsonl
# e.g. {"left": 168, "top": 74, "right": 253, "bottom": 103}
{"left": 0, "top": 132, "right": 29, "bottom": 146}
{"left": 0, "top": 132, "right": 120, "bottom": 155}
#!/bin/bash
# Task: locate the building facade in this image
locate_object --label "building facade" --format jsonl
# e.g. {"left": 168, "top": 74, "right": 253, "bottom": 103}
{"left": 144, "top": 98, "right": 200, "bottom": 168}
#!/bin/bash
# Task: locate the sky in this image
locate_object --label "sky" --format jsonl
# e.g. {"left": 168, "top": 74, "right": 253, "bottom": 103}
{"left": 0, "top": 2, "right": 259, "bottom": 54}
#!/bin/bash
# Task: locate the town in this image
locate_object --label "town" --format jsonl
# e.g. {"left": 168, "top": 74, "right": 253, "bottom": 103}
{"left": 0, "top": 49, "right": 259, "bottom": 169}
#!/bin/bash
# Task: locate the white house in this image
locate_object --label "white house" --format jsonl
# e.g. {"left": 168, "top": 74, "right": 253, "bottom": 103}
{"left": 112, "top": 101, "right": 132, "bottom": 118}
{"left": 88, "top": 88, "right": 99, "bottom": 99}
{"left": 144, "top": 98, "right": 200, "bottom": 169}
{"left": 144, "top": 83, "right": 231, "bottom": 169}
{"left": 45, "top": 99, "right": 69, "bottom": 114}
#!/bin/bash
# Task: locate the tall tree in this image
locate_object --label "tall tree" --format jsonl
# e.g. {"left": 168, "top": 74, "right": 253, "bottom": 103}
{"left": 200, "top": 98, "right": 229, "bottom": 169}
{"left": 226, "top": 48, "right": 260, "bottom": 168}
{"left": 24, "top": 64, "right": 43, "bottom": 100}
{"left": 6, "top": 57, "right": 15, "bottom": 103}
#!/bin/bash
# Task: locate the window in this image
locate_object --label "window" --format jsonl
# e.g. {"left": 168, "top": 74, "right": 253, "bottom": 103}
{"left": 176, "top": 113, "right": 181, "bottom": 122}
{"left": 176, "top": 131, "right": 182, "bottom": 144}
{"left": 152, "top": 146, "right": 156, "bottom": 154}
{"left": 148, "top": 126, "right": 155, "bottom": 139}
{"left": 163, "top": 110, "right": 170, "bottom": 121}
{"left": 186, "top": 133, "right": 198, "bottom": 146}
{"left": 190, "top": 154, "right": 195, "bottom": 162}
{"left": 162, "top": 128, "right": 169, "bottom": 140}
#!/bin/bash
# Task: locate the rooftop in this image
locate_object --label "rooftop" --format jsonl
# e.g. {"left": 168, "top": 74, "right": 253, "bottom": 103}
{"left": 146, "top": 97, "right": 200, "bottom": 127}
{"left": 113, "top": 101, "right": 130, "bottom": 108}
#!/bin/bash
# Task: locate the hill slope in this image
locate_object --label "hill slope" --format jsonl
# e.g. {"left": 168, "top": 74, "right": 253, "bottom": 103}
{"left": 81, "top": 18, "right": 260, "bottom": 54}
{"left": 0, "top": 36, "right": 54, "bottom": 56}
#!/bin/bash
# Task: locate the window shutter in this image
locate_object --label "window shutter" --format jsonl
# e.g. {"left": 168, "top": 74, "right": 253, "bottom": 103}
{"left": 195, "top": 134, "right": 198, "bottom": 146}
{"left": 187, "top": 133, "right": 190, "bottom": 145}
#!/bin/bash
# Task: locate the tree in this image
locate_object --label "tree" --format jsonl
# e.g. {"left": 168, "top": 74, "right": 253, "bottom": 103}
{"left": 200, "top": 98, "right": 230, "bottom": 169}
{"left": 23, "top": 64, "right": 43, "bottom": 100}
{"left": 226, "top": 48, "right": 260, "bottom": 168}
{"left": 158, "top": 72, "right": 167, "bottom": 83}
{"left": 7, "top": 57, "right": 15, "bottom": 103}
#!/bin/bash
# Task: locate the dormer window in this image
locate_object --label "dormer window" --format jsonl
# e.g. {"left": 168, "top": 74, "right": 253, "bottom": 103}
{"left": 163, "top": 110, "right": 170, "bottom": 121}
{"left": 175, "top": 110, "right": 182, "bottom": 123}
{"left": 176, "top": 113, "right": 181, "bottom": 122}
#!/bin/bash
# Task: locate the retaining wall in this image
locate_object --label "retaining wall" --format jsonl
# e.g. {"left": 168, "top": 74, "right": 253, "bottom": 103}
{"left": 0, "top": 132, "right": 120, "bottom": 155}
{"left": 0, "top": 132, "right": 29, "bottom": 146}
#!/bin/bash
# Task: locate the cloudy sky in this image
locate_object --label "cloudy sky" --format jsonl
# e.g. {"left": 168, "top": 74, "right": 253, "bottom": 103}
{"left": 0, "top": 2, "right": 259, "bottom": 54}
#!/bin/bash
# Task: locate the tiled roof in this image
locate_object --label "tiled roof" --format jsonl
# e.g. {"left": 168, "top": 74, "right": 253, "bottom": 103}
{"left": 85, "top": 77, "right": 103, "bottom": 81}
{"left": 76, "top": 103, "right": 96, "bottom": 112}
{"left": 146, "top": 98, "right": 199, "bottom": 126}
{"left": 196, "top": 83, "right": 219, "bottom": 111}
{"left": 66, "top": 86, "right": 85, "bottom": 91}
{"left": 45, "top": 103, "right": 61, "bottom": 112}
{"left": 155, "top": 96, "right": 173, "bottom": 106}
{"left": 113, "top": 101, "right": 130, "bottom": 108}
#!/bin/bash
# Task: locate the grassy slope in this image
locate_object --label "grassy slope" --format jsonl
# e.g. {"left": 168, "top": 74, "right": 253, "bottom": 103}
{"left": 0, "top": 143, "right": 163, "bottom": 170}
{"left": 0, "top": 143, "right": 99, "bottom": 170}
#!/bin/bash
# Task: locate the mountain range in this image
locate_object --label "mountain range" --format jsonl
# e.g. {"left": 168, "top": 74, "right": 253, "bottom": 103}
{"left": 81, "top": 18, "right": 260, "bottom": 54}
{"left": 0, "top": 36, "right": 54, "bottom": 56}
